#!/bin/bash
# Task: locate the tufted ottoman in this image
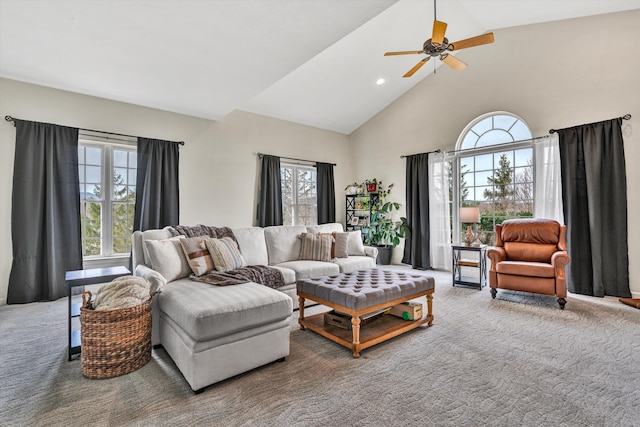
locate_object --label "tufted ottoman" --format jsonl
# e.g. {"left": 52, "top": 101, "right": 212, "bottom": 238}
{"left": 297, "top": 269, "right": 434, "bottom": 357}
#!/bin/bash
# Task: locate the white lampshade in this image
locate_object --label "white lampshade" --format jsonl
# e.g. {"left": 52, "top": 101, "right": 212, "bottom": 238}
{"left": 460, "top": 207, "right": 480, "bottom": 223}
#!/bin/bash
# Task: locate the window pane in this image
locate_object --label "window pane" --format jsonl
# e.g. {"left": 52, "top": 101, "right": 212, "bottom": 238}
{"left": 511, "top": 120, "right": 532, "bottom": 141}
{"left": 114, "top": 150, "right": 128, "bottom": 167}
{"left": 473, "top": 117, "right": 492, "bottom": 135}
{"left": 114, "top": 167, "right": 128, "bottom": 185}
{"left": 460, "top": 156, "right": 474, "bottom": 173}
{"left": 514, "top": 148, "right": 533, "bottom": 167}
{"left": 86, "top": 147, "right": 101, "bottom": 165}
{"left": 86, "top": 166, "right": 101, "bottom": 184}
{"left": 474, "top": 154, "right": 493, "bottom": 171}
{"left": 461, "top": 132, "right": 477, "bottom": 149}
{"left": 476, "top": 129, "right": 513, "bottom": 147}
{"left": 129, "top": 151, "right": 137, "bottom": 165}
{"left": 475, "top": 170, "right": 493, "bottom": 187}
{"left": 78, "top": 147, "right": 85, "bottom": 163}
{"left": 128, "top": 170, "right": 137, "bottom": 186}
{"left": 493, "top": 115, "right": 517, "bottom": 131}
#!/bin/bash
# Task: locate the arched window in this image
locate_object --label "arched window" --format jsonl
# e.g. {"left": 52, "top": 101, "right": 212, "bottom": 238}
{"left": 453, "top": 112, "right": 534, "bottom": 245}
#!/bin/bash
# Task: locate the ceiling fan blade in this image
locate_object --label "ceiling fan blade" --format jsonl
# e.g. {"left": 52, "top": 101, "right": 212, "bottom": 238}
{"left": 432, "top": 20, "right": 448, "bottom": 46}
{"left": 384, "top": 51, "right": 424, "bottom": 56}
{"left": 449, "top": 32, "right": 494, "bottom": 51}
{"left": 441, "top": 54, "right": 467, "bottom": 72}
{"left": 403, "top": 57, "right": 431, "bottom": 78}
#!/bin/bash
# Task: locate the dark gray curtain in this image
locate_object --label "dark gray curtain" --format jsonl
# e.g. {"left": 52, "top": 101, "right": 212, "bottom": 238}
{"left": 402, "top": 153, "right": 430, "bottom": 269}
{"left": 558, "top": 118, "right": 630, "bottom": 297}
{"left": 7, "top": 120, "right": 82, "bottom": 303}
{"left": 257, "top": 155, "right": 283, "bottom": 227}
{"left": 316, "top": 162, "right": 335, "bottom": 224}
{"left": 133, "top": 137, "right": 180, "bottom": 232}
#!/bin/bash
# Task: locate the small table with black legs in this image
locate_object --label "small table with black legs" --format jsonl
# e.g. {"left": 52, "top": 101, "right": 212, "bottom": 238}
{"left": 452, "top": 244, "right": 487, "bottom": 290}
{"left": 66, "top": 266, "right": 131, "bottom": 361}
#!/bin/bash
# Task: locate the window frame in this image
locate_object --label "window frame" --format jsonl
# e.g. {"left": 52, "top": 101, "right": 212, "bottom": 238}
{"left": 452, "top": 112, "right": 534, "bottom": 245}
{"left": 78, "top": 139, "right": 137, "bottom": 260}
{"left": 280, "top": 161, "right": 318, "bottom": 226}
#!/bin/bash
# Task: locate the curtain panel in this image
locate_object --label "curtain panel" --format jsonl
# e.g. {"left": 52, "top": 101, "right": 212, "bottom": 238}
{"left": 316, "top": 162, "right": 335, "bottom": 224}
{"left": 133, "top": 137, "right": 180, "bottom": 232}
{"left": 7, "top": 120, "right": 82, "bottom": 303}
{"left": 257, "top": 155, "right": 283, "bottom": 227}
{"left": 402, "top": 153, "right": 431, "bottom": 269}
{"left": 533, "top": 134, "right": 564, "bottom": 223}
{"left": 558, "top": 118, "right": 631, "bottom": 297}
{"left": 428, "top": 151, "right": 452, "bottom": 270}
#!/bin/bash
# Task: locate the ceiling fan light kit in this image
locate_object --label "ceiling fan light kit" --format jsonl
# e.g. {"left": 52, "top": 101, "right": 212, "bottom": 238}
{"left": 384, "top": 0, "right": 495, "bottom": 77}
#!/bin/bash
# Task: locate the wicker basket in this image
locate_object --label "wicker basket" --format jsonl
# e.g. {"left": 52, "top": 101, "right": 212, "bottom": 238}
{"left": 80, "top": 290, "right": 152, "bottom": 379}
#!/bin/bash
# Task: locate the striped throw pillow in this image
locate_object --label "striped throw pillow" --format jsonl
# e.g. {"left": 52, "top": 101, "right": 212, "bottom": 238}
{"left": 179, "top": 236, "right": 214, "bottom": 276}
{"left": 205, "top": 237, "right": 247, "bottom": 272}
{"left": 298, "top": 233, "right": 333, "bottom": 262}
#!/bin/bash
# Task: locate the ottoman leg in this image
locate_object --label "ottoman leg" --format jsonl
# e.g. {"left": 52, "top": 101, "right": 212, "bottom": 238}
{"left": 298, "top": 296, "right": 306, "bottom": 330}
{"left": 426, "top": 293, "right": 434, "bottom": 327}
{"left": 351, "top": 316, "right": 361, "bottom": 358}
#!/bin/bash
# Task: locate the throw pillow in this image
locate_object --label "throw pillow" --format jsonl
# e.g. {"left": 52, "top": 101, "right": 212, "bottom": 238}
{"left": 205, "top": 237, "right": 247, "bottom": 272}
{"left": 144, "top": 236, "right": 191, "bottom": 282}
{"left": 179, "top": 236, "right": 215, "bottom": 276}
{"left": 347, "top": 231, "right": 366, "bottom": 256}
{"left": 298, "top": 233, "right": 333, "bottom": 262}
{"left": 333, "top": 232, "right": 349, "bottom": 258}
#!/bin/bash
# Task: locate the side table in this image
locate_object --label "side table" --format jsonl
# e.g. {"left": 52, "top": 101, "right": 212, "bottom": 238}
{"left": 452, "top": 245, "right": 487, "bottom": 290}
{"left": 66, "top": 266, "right": 131, "bottom": 361}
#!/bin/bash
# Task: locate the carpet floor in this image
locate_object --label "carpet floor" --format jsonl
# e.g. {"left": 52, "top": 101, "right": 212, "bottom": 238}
{"left": 0, "top": 268, "right": 638, "bottom": 426}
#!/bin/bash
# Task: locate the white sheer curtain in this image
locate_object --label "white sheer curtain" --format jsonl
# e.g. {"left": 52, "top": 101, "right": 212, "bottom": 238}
{"left": 534, "top": 133, "right": 564, "bottom": 223}
{"left": 429, "top": 151, "right": 452, "bottom": 270}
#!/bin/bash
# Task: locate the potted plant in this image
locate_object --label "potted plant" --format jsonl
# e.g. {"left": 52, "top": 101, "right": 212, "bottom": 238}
{"left": 365, "top": 178, "right": 379, "bottom": 194}
{"left": 344, "top": 182, "right": 361, "bottom": 195}
{"left": 362, "top": 182, "right": 411, "bottom": 265}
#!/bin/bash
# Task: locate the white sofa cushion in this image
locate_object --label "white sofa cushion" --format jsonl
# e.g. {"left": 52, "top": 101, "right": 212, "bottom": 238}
{"left": 347, "top": 231, "right": 366, "bottom": 256}
{"left": 232, "top": 227, "right": 269, "bottom": 266}
{"left": 276, "top": 260, "right": 339, "bottom": 280}
{"left": 306, "top": 223, "right": 344, "bottom": 234}
{"left": 270, "top": 265, "right": 296, "bottom": 285}
{"left": 144, "top": 236, "right": 190, "bottom": 282}
{"left": 332, "top": 256, "right": 376, "bottom": 273}
{"left": 140, "top": 228, "right": 174, "bottom": 266}
{"left": 264, "top": 225, "right": 307, "bottom": 265}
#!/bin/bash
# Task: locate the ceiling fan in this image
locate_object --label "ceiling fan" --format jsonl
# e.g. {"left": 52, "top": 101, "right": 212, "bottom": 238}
{"left": 384, "top": 0, "right": 495, "bottom": 77}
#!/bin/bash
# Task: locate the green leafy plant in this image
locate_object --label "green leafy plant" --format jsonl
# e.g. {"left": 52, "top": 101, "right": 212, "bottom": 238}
{"left": 362, "top": 182, "right": 410, "bottom": 247}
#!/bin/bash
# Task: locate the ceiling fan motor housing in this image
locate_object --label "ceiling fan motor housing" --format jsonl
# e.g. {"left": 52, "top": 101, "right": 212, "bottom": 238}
{"left": 423, "top": 37, "right": 450, "bottom": 56}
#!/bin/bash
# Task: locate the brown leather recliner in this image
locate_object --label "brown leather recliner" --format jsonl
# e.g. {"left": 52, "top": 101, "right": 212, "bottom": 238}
{"left": 487, "top": 218, "right": 570, "bottom": 309}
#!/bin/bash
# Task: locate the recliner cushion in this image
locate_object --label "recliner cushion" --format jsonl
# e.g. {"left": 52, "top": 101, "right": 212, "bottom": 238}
{"left": 501, "top": 219, "right": 560, "bottom": 244}
{"left": 503, "top": 242, "right": 557, "bottom": 263}
{"left": 496, "top": 261, "right": 555, "bottom": 278}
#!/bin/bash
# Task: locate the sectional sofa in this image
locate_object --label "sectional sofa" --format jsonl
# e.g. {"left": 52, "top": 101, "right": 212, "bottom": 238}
{"left": 131, "top": 223, "right": 377, "bottom": 391}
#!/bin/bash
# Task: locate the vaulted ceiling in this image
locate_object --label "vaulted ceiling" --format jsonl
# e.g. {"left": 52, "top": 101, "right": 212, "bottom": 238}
{"left": 1, "top": 0, "right": 639, "bottom": 134}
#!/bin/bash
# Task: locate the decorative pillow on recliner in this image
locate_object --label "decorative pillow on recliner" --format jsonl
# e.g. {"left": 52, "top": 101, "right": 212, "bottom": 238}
{"left": 205, "top": 237, "right": 247, "bottom": 272}
{"left": 299, "top": 233, "right": 333, "bottom": 262}
{"left": 179, "top": 236, "right": 214, "bottom": 276}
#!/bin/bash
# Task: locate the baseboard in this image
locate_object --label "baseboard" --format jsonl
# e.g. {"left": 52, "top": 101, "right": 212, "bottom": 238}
{"left": 0, "top": 298, "right": 6, "bottom": 305}
{"left": 632, "top": 291, "right": 640, "bottom": 299}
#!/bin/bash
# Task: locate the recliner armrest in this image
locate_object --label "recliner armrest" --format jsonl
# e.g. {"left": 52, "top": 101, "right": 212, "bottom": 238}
{"left": 487, "top": 247, "right": 506, "bottom": 270}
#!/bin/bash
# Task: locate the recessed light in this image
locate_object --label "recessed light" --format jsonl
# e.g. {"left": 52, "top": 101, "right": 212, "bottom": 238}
{"left": 375, "top": 77, "right": 386, "bottom": 85}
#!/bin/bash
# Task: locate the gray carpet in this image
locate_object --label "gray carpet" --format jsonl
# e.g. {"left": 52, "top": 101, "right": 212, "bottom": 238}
{"left": 1, "top": 269, "right": 638, "bottom": 427}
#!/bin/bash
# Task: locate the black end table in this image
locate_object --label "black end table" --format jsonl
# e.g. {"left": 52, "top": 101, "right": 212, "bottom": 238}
{"left": 451, "top": 245, "right": 487, "bottom": 290}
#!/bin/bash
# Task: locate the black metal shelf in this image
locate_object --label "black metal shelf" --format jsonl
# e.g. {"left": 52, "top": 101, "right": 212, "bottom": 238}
{"left": 452, "top": 245, "right": 487, "bottom": 290}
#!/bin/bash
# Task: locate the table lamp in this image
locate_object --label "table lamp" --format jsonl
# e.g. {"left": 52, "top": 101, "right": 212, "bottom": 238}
{"left": 460, "top": 207, "right": 480, "bottom": 246}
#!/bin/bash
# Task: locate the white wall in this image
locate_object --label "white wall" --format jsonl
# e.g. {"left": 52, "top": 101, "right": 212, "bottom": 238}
{"left": 351, "top": 10, "right": 640, "bottom": 297}
{"left": 0, "top": 78, "right": 351, "bottom": 304}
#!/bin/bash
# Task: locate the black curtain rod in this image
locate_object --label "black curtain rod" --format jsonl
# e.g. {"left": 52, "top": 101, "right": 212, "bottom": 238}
{"left": 4, "top": 115, "right": 185, "bottom": 145}
{"left": 549, "top": 114, "right": 631, "bottom": 134}
{"left": 257, "top": 152, "right": 336, "bottom": 166}
{"left": 400, "top": 149, "right": 441, "bottom": 159}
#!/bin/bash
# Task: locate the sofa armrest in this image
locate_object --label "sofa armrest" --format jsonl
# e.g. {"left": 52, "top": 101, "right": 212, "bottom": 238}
{"left": 364, "top": 246, "right": 378, "bottom": 259}
{"left": 134, "top": 264, "right": 167, "bottom": 294}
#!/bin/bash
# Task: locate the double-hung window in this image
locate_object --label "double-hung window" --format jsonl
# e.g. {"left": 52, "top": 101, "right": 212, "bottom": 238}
{"left": 78, "top": 141, "right": 137, "bottom": 258}
{"left": 281, "top": 163, "right": 317, "bottom": 226}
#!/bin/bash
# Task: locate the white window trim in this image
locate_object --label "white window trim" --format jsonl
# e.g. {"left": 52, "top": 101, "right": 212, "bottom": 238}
{"left": 281, "top": 161, "right": 317, "bottom": 226}
{"left": 79, "top": 139, "right": 136, "bottom": 260}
